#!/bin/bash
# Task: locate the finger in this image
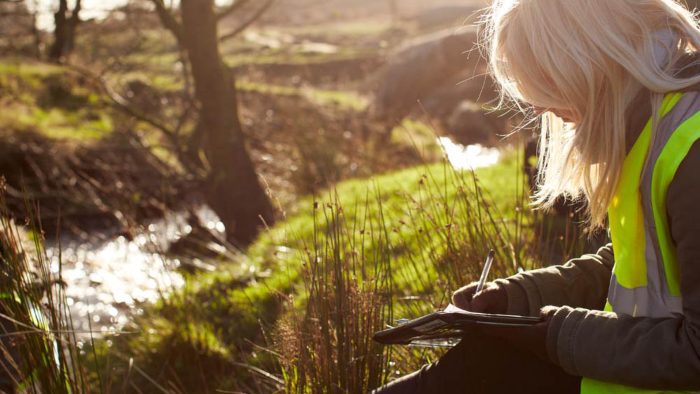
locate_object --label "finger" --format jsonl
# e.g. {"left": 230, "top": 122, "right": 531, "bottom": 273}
{"left": 452, "top": 289, "right": 473, "bottom": 310}
{"left": 469, "top": 283, "right": 500, "bottom": 313}
{"left": 451, "top": 282, "right": 479, "bottom": 309}
{"left": 539, "top": 305, "right": 559, "bottom": 319}
{"left": 469, "top": 292, "right": 492, "bottom": 313}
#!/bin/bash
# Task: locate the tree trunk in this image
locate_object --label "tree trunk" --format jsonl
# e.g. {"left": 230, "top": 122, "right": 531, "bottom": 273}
{"left": 180, "top": 0, "right": 275, "bottom": 245}
{"left": 30, "top": 1, "right": 42, "bottom": 59}
{"left": 49, "top": 0, "right": 80, "bottom": 62}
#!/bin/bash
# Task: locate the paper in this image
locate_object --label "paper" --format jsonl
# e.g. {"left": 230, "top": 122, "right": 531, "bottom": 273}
{"left": 443, "top": 303, "right": 469, "bottom": 313}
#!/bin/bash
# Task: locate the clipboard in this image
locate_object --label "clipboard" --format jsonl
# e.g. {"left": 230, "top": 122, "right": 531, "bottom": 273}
{"left": 372, "top": 304, "right": 543, "bottom": 345}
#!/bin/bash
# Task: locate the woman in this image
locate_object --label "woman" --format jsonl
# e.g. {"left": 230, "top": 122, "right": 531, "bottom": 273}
{"left": 374, "top": 0, "right": 700, "bottom": 393}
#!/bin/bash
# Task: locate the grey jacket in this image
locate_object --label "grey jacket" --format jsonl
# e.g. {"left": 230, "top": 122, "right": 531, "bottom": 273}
{"left": 498, "top": 92, "right": 700, "bottom": 390}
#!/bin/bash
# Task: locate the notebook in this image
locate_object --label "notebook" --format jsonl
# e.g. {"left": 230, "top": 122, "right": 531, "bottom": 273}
{"left": 372, "top": 304, "right": 543, "bottom": 345}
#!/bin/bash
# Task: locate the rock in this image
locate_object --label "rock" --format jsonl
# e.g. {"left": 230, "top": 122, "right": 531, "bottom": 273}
{"left": 370, "top": 27, "right": 483, "bottom": 121}
{"left": 446, "top": 101, "right": 503, "bottom": 146}
{"left": 408, "top": 6, "right": 482, "bottom": 31}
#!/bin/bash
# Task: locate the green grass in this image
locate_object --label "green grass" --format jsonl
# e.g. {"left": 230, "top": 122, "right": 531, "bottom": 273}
{"left": 224, "top": 46, "right": 374, "bottom": 68}
{"left": 0, "top": 59, "right": 63, "bottom": 83}
{"left": 0, "top": 59, "right": 115, "bottom": 141}
{"left": 0, "top": 202, "right": 93, "bottom": 393}
{"left": 280, "top": 19, "right": 393, "bottom": 38}
{"left": 237, "top": 80, "right": 369, "bottom": 111}
{"left": 105, "top": 153, "right": 533, "bottom": 392}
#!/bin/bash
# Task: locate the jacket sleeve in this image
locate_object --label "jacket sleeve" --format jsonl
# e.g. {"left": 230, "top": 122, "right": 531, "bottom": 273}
{"left": 546, "top": 141, "right": 700, "bottom": 390}
{"left": 497, "top": 244, "right": 614, "bottom": 316}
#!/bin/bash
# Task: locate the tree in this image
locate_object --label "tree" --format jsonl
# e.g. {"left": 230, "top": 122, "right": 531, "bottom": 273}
{"left": 49, "top": 0, "right": 81, "bottom": 61}
{"left": 149, "top": 0, "right": 276, "bottom": 245}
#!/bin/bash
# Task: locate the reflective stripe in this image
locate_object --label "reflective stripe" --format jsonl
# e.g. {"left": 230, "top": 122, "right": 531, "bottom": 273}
{"left": 581, "top": 378, "right": 694, "bottom": 394}
{"left": 652, "top": 108, "right": 700, "bottom": 296}
{"left": 607, "top": 274, "right": 682, "bottom": 318}
{"left": 607, "top": 92, "right": 696, "bottom": 316}
{"left": 607, "top": 93, "right": 683, "bottom": 291}
{"left": 582, "top": 92, "right": 700, "bottom": 394}
{"left": 642, "top": 91, "right": 700, "bottom": 298}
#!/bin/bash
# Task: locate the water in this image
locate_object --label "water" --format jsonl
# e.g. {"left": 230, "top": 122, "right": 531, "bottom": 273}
{"left": 40, "top": 137, "right": 499, "bottom": 338}
{"left": 45, "top": 206, "right": 224, "bottom": 337}
{"left": 437, "top": 137, "right": 501, "bottom": 170}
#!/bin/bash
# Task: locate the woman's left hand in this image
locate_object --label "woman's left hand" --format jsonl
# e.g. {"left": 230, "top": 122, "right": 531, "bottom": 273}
{"left": 480, "top": 306, "right": 559, "bottom": 361}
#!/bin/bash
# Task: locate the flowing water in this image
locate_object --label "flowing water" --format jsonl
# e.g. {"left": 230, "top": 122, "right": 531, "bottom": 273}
{"left": 45, "top": 206, "right": 224, "bottom": 337}
{"left": 437, "top": 137, "right": 501, "bottom": 170}
{"left": 45, "top": 138, "right": 499, "bottom": 338}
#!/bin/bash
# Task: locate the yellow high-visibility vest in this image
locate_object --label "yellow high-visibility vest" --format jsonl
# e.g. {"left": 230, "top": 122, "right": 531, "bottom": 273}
{"left": 581, "top": 92, "right": 700, "bottom": 393}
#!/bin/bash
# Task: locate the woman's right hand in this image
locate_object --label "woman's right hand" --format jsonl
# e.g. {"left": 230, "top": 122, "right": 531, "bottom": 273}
{"left": 451, "top": 281, "right": 508, "bottom": 313}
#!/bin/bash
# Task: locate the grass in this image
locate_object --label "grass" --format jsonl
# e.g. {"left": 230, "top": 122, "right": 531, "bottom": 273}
{"left": 0, "top": 200, "right": 93, "bottom": 393}
{"left": 0, "top": 59, "right": 116, "bottom": 142}
{"left": 93, "top": 151, "right": 533, "bottom": 392}
{"left": 224, "top": 47, "right": 374, "bottom": 68}
{"left": 281, "top": 19, "right": 394, "bottom": 38}
{"left": 271, "top": 151, "right": 533, "bottom": 392}
{"left": 237, "top": 80, "right": 369, "bottom": 111}
{"left": 0, "top": 140, "right": 578, "bottom": 392}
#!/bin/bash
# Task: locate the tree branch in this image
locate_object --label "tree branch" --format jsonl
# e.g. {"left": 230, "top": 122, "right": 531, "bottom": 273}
{"left": 215, "top": 0, "right": 252, "bottom": 22}
{"left": 70, "top": 0, "right": 82, "bottom": 21}
{"left": 149, "top": 0, "right": 184, "bottom": 46}
{"left": 218, "top": 0, "right": 275, "bottom": 43}
{"left": 67, "top": 64, "right": 176, "bottom": 141}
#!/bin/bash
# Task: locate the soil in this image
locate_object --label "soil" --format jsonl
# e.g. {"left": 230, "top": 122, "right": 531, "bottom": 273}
{"left": 239, "top": 89, "right": 425, "bottom": 206}
{"left": 0, "top": 130, "right": 193, "bottom": 241}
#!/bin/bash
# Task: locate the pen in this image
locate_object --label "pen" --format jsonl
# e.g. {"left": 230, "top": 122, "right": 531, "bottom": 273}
{"left": 475, "top": 249, "right": 495, "bottom": 294}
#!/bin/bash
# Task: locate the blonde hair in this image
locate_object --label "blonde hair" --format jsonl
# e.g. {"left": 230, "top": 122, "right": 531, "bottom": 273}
{"left": 482, "top": 0, "right": 700, "bottom": 227}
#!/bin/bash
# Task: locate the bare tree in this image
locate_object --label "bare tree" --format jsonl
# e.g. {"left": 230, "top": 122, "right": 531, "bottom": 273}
{"left": 148, "top": 0, "right": 276, "bottom": 245}
{"left": 49, "top": 0, "right": 81, "bottom": 61}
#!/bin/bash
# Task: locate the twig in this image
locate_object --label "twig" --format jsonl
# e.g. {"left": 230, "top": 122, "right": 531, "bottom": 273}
{"left": 150, "top": 0, "right": 184, "bottom": 46}
{"left": 215, "top": 0, "right": 252, "bottom": 21}
{"left": 218, "top": 0, "right": 275, "bottom": 43}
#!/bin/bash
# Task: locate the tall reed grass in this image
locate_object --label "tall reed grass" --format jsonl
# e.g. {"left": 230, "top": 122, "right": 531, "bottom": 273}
{"left": 0, "top": 197, "right": 92, "bottom": 393}
{"left": 277, "top": 193, "right": 394, "bottom": 393}
{"left": 275, "top": 155, "right": 537, "bottom": 392}
{"left": 0, "top": 147, "right": 598, "bottom": 394}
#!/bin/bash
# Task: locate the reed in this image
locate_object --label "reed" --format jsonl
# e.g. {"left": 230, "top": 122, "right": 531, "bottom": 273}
{"left": 277, "top": 191, "right": 394, "bottom": 393}
{"left": 0, "top": 195, "right": 92, "bottom": 393}
{"left": 275, "top": 152, "right": 537, "bottom": 392}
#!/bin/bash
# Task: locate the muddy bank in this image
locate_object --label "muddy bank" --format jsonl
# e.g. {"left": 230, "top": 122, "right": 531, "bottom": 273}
{"left": 0, "top": 130, "right": 193, "bottom": 241}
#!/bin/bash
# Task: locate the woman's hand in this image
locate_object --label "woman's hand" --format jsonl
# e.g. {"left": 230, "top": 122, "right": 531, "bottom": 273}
{"left": 451, "top": 281, "right": 508, "bottom": 313}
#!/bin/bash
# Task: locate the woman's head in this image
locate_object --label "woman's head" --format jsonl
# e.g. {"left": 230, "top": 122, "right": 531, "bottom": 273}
{"left": 483, "top": 0, "right": 700, "bottom": 227}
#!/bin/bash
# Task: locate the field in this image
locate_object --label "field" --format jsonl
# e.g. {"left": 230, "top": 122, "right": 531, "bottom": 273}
{"left": 0, "top": 0, "right": 596, "bottom": 392}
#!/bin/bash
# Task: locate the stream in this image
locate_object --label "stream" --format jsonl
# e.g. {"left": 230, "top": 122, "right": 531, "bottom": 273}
{"left": 45, "top": 206, "right": 224, "bottom": 338}
{"left": 46, "top": 137, "right": 499, "bottom": 339}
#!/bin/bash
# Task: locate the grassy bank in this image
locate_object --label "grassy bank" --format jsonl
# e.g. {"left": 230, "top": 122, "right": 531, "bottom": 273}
{"left": 90, "top": 150, "right": 538, "bottom": 393}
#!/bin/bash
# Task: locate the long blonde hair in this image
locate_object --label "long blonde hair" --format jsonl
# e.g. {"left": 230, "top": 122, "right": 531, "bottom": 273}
{"left": 482, "top": 0, "right": 700, "bottom": 227}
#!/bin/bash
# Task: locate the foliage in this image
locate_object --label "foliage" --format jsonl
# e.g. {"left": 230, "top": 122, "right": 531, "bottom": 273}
{"left": 0, "top": 199, "right": 93, "bottom": 393}
{"left": 276, "top": 192, "right": 394, "bottom": 393}
{"left": 0, "top": 59, "right": 114, "bottom": 141}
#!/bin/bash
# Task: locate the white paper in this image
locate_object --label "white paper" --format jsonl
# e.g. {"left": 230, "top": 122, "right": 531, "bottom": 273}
{"left": 443, "top": 303, "right": 470, "bottom": 313}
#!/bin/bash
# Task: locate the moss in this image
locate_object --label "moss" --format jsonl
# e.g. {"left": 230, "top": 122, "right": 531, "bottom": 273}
{"left": 0, "top": 59, "right": 116, "bottom": 141}
{"left": 390, "top": 118, "right": 444, "bottom": 159}
{"left": 236, "top": 80, "right": 368, "bottom": 111}
{"left": 106, "top": 152, "right": 533, "bottom": 391}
